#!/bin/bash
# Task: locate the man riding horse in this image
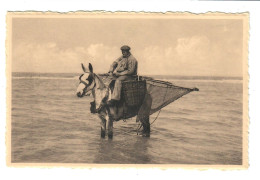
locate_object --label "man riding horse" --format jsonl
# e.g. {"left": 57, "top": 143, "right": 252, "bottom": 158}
{"left": 76, "top": 45, "right": 199, "bottom": 139}
{"left": 107, "top": 45, "right": 138, "bottom": 106}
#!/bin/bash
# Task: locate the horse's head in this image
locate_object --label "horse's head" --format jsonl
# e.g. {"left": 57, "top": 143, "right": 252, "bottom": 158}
{"left": 76, "top": 63, "right": 95, "bottom": 98}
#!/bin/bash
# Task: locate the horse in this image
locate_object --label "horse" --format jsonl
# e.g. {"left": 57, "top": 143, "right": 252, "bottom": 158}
{"left": 76, "top": 63, "right": 152, "bottom": 139}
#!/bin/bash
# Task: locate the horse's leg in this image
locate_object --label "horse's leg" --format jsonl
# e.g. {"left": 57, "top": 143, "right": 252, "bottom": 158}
{"left": 98, "top": 111, "right": 106, "bottom": 138}
{"left": 137, "top": 93, "right": 152, "bottom": 137}
{"left": 142, "top": 116, "right": 150, "bottom": 137}
{"left": 107, "top": 116, "right": 113, "bottom": 139}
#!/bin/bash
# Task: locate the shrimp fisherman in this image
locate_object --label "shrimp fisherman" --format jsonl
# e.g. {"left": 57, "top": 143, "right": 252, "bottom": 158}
{"left": 107, "top": 45, "right": 138, "bottom": 105}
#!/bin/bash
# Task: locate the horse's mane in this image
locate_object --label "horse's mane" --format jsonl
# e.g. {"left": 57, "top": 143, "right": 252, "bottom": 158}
{"left": 93, "top": 73, "right": 106, "bottom": 90}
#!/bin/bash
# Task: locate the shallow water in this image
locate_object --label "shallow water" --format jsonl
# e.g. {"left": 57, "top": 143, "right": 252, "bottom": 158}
{"left": 11, "top": 74, "right": 243, "bottom": 164}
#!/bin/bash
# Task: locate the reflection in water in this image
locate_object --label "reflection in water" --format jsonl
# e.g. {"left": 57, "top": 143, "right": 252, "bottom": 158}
{"left": 94, "top": 136, "right": 151, "bottom": 164}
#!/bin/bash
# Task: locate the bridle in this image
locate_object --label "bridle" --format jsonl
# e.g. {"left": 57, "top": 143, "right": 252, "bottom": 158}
{"left": 78, "top": 71, "right": 111, "bottom": 115}
{"left": 79, "top": 73, "right": 96, "bottom": 93}
{"left": 79, "top": 75, "right": 89, "bottom": 86}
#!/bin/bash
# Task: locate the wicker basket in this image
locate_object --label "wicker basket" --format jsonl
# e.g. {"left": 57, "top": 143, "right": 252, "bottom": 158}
{"left": 122, "top": 80, "right": 146, "bottom": 106}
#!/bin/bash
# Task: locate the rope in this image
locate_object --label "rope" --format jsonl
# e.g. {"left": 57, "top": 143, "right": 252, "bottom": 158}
{"left": 150, "top": 85, "right": 169, "bottom": 126}
{"left": 136, "top": 123, "right": 143, "bottom": 135}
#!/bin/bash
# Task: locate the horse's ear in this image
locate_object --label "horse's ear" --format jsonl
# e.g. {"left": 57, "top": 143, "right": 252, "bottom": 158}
{"left": 81, "top": 63, "right": 87, "bottom": 73}
{"left": 89, "top": 63, "right": 93, "bottom": 73}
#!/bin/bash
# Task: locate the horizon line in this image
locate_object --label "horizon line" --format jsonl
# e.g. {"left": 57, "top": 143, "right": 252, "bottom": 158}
{"left": 11, "top": 72, "right": 243, "bottom": 78}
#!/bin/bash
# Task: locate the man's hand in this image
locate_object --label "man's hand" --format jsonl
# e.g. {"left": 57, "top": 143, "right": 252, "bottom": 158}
{"left": 114, "top": 72, "right": 121, "bottom": 77}
{"left": 108, "top": 72, "right": 113, "bottom": 76}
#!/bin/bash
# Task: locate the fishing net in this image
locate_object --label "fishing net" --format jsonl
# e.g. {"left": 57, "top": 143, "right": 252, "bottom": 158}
{"left": 98, "top": 74, "right": 198, "bottom": 115}
{"left": 143, "top": 78, "right": 197, "bottom": 115}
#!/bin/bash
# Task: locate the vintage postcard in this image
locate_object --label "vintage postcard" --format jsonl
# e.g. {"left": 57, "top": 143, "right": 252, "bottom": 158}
{"left": 6, "top": 12, "right": 249, "bottom": 169}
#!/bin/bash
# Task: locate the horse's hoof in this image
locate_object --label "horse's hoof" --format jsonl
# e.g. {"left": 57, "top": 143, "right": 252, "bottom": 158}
{"left": 142, "top": 133, "right": 150, "bottom": 137}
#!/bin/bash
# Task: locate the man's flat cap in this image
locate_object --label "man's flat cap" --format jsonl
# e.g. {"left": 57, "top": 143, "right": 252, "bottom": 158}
{"left": 120, "top": 45, "right": 131, "bottom": 51}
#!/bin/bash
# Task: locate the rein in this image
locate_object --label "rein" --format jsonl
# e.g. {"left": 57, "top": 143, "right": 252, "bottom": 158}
{"left": 80, "top": 80, "right": 89, "bottom": 87}
{"left": 82, "top": 73, "right": 108, "bottom": 113}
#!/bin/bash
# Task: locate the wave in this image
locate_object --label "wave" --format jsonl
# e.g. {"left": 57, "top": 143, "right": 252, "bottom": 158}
{"left": 165, "top": 78, "right": 243, "bottom": 84}
{"left": 12, "top": 76, "right": 79, "bottom": 80}
{"left": 12, "top": 73, "right": 243, "bottom": 83}
{"left": 12, "top": 76, "right": 243, "bottom": 83}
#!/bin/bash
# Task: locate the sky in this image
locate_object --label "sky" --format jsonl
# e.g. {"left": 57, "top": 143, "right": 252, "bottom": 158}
{"left": 11, "top": 15, "right": 244, "bottom": 76}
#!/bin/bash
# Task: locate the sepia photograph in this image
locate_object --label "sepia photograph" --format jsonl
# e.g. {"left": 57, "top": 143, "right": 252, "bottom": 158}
{"left": 6, "top": 12, "right": 248, "bottom": 167}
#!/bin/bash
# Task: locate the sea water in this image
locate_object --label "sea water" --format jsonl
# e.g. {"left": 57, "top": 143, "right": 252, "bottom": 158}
{"left": 11, "top": 73, "right": 243, "bottom": 164}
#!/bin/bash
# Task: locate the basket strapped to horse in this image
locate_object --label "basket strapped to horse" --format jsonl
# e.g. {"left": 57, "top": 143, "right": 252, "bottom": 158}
{"left": 122, "top": 80, "right": 147, "bottom": 106}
